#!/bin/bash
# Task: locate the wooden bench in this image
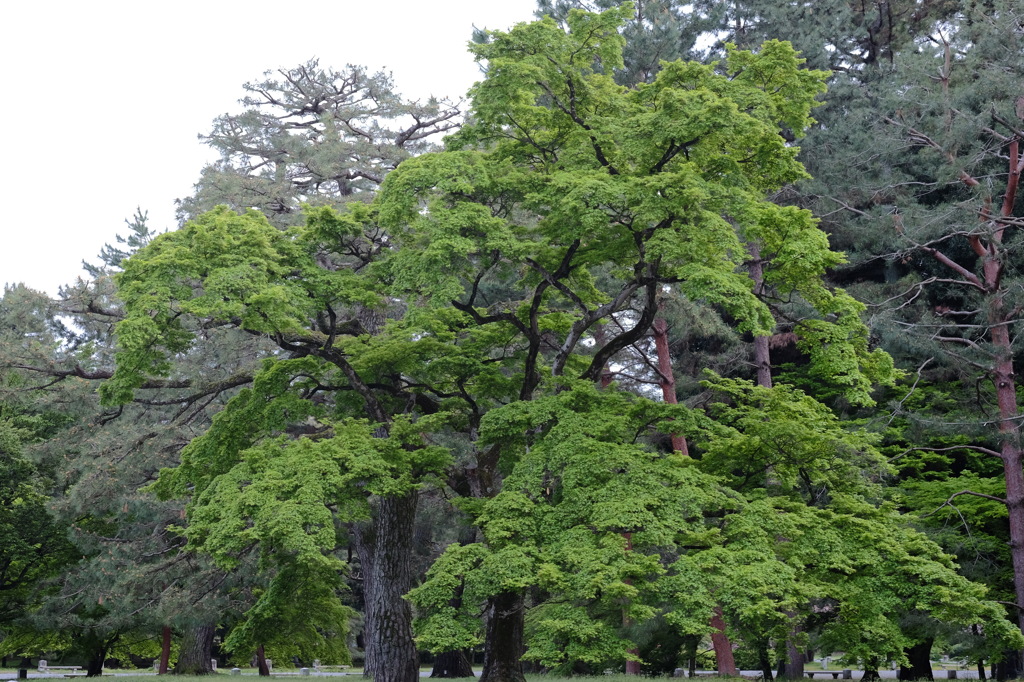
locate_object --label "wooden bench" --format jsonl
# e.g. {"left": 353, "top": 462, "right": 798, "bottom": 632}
{"left": 806, "top": 672, "right": 840, "bottom": 679}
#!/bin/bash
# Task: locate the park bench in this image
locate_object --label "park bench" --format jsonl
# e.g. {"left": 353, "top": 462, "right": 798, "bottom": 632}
{"left": 312, "top": 660, "right": 351, "bottom": 673}
{"left": 805, "top": 672, "right": 844, "bottom": 679}
{"left": 37, "top": 661, "right": 83, "bottom": 675}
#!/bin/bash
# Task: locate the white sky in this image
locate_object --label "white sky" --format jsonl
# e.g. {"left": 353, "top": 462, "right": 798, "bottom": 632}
{"left": 1, "top": 0, "right": 538, "bottom": 296}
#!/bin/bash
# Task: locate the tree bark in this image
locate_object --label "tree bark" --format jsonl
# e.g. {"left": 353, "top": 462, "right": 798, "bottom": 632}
{"left": 653, "top": 317, "right": 689, "bottom": 455}
{"left": 173, "top": 623, "right": 215, "bottom": 675}
{"left": 159, "top": 626, "right": 172, "bottom": 674}
{"left": 915, "top": 134, "right": 1024, "bottom": 669}
{"left": 256, "top": 645, "right": 271, "bottom": 677}
{"left": 747, "top": 243, "right": 773, "bottom": 390}
{"left": 86, "top": 653, "right": 106, "bottom": 677}
{"left": 710, "top": 607, "right": 737, "bottom": 675}
{"left": 757, "top": 640, "right": 774, "bottom": 681}
{"left": 996, "top": 648, "right": 1023, "bottom": 680}
{"left": 430, "top": 650, "right": 475, "bottom": 678}
{"left": 480, "top": 590, "right": 526, "bottom": 682}
{"left": 783, "top": 627, "right": 805, "bottom": 679}
{"left": 358, "top": 492, "right": 420, "bottom": 682}
{"left": 898, "top": 638, "right": 934, "bottom": 681}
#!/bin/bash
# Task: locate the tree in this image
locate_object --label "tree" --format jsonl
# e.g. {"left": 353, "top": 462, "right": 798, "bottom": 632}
{"left": 177, "top": 60, "right": 460, "bottom": 227}
{"left": 779, "top": 2, "right": 1024, "bottom": 669}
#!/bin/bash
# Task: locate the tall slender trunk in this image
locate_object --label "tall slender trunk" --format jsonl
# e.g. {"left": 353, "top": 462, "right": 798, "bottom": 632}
{"left": 747, "top": 243, "right": 773, "bottom": 390}
{"left": 710, "top": 607, "right": 737, "bottom": 675}
{"left": 173, "top": 624, "right": 214, "bottom": 675}
{"left": 757, "top": 640, "right": 774, "bottom": 681}
{"left": 480, "top": 590, "right": 525, "bottom": 682}
{"left": 158, "top": 626, "right": 172, "bottom": 674}
{"left": 655, "top": 315, "right": 736, "bottom": 674}
{"left": 358, "top": 492, "right": 420, "bottom": 682}
{"left": 653, "top": 317, "right": 689, "bottom": 455}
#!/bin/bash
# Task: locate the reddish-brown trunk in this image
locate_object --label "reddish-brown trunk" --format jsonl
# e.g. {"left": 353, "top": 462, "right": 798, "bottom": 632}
{"left": 158, "top": 626, "right": 171, "bottom": 674}
{"left": 992, "top": 319, "right": 1024, "bottom": 637}
{"left": 653, "top": 317, "right": 689, "bottom": 455}
{"left": 655, "top": 319, "right": 737, "bottom": 672}
{"left": 710, "top": 607, "right": 737, "bottom": 675}
{"left": 918, "top": 135, "right": 1024, "bottom": 669}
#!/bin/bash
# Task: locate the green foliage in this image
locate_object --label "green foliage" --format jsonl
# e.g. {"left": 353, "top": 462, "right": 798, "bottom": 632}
{"left": 223, "top": 561, "right": 354, "bottom": 665}
{"left": 0, "top": 416, "right": 76, "bottom": 627}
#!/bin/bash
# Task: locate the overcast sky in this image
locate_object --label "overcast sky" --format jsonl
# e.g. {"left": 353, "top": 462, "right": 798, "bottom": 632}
{"left": 2, "top": 0, "right": 538, "bottom": 295}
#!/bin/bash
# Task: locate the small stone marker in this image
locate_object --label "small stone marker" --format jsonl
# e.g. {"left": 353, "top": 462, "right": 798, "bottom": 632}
{"left": 267, "top": 658, "right": 273, "bottom": 672}
{"left": 212, "top": 659, "right": 218, "bottom": 671}
{"left": 842, "top": 670, "right": 852, "bottom": 679}
{"left": 231, "top": 668, "right": 241, "bottom": 676}
{"left": 38, "top": 660, "right": 47, "bottom": 671}
{"left": 301, "top": 668, "right": 311, "bottom": 676}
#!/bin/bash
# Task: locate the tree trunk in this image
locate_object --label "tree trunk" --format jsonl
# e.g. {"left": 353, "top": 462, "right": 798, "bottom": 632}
{"left": 978, "top": 660, "right": 987, "bottom": 681}
{"left": 747, "top": 242, "right": 773, "bottom": 390}
{"left": 359, "top": 493, "right": 420, "bottom": 682}
{"left": 918, "top": 135, "right": 1024, "bottom": 669}
{"left": 685, "top": 636, "right": 698, "bottom": 678}
{"left": 710, "top": 607, "right": 737, "bottom": 676}
{"left": 653, "top": 317, "right": 689, "bottom": 455}
{"left": 430, "top": 650, "right": 475, "bottom": 678}
{"left": 159, "top": 626, "right": 172, "bottom": 674}
{"left": 783, "top": 637, "right": 804, "bottom": 680}
{"left": 480, "top": 590, "right": 526, "bottom": 682}
{"left": 173, "top": 623, "right": 215, "bottom": 675}
{"left": 86, "top": 653, "right": 106, "bottom": 678}
{"left": 757, "top": 640, "right": 774, "bottom": 681}
{"left": 256, "top": 645, "right": 270, "bottom": 677}
{"left": 995, "top": 650, "right": 1021, "bottom": 681}
{"left": 898, "top": 638, "right": 934, "bottom": 681}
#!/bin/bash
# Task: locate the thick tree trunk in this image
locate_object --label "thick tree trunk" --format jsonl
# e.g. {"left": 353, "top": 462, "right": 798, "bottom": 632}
{"left": 480, "top": 590, "right": 526, "bottom": 682}
{"left": 256, "top": 645, "right": 271, "bottom": 677}
{"left": 359, "top": 493, "right": 420, "bottom": 682}
{"left": 783, "top": 637, "right": 804, "bottom": 680}
{"left": 83, "top": 631, "right": 119, "bottom": 678}
{"left": 430, "top": 650, "right": 474, "bottom": 678}
{"left": 710, "top": 607, "right": 737, "bottom": 675}
{"left": 86, "top": 653, "right": 106, "bottom": 677}
{"left": 173, "top": 624, "right": 215, "bottom": 675}
{"left": 995, "top": 650, "right": 1022, "bottom": 682}
{"left": 898, "top": 638, "right": 934, "bottom": 681}
{"left": 158, "top": 626, "right": 172, "bottom": 674}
